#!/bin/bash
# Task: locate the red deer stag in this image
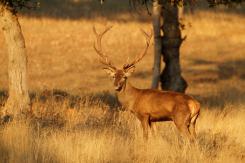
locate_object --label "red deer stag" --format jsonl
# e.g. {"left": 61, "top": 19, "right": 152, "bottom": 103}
{"left": 93, "top": 26, "right": 200, "bottom": 141}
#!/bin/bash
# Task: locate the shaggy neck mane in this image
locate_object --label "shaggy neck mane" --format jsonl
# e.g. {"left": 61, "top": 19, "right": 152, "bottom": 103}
{"left": 116, "top": 80, "right": 141, "bottom": 111}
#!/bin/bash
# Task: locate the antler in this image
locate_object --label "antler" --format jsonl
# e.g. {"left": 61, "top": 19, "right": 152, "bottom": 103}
{"left": 123, "top": 29, "right": 152, "bottom": 71}
{"left": 93, "top": 26, "right": 116, "bottom": 70}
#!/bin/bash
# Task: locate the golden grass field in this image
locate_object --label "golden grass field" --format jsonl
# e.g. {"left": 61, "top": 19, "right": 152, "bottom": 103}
{"left": 0, "top": 0, "right": 245, "bottom": 162}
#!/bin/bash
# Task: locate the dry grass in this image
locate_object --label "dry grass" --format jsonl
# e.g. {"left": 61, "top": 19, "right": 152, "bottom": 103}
{"left": 0, "top": 96, "right": 245, "bottom": 163}
{"left": 0, "top": 0, "right": 245, "bottom": 162}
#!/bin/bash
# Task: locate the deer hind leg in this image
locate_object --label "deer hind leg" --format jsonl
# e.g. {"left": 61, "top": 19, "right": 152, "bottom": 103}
{"left": 189, "top": 112, "right": 199, "bottom": 139}
{"left": 174, "top": 112, "right": 193, "bottom": 141}
{"left": 188, "top": 100, "right": 200, "bottom": 140}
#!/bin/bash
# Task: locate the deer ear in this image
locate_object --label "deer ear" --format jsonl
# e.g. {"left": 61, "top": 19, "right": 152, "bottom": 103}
{"left": 124, "top": 67, "right": 135, "bottom": 77}
{"left": 103, "top": 67, "right": 115, "bottom": 77}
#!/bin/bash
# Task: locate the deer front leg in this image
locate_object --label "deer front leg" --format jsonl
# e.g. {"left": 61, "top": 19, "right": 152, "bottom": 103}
{"left": 139, "top": 114, "right": 150, "bottom": 140}
{"left": 149, "top": 121, "right": 157, "bottom": 137}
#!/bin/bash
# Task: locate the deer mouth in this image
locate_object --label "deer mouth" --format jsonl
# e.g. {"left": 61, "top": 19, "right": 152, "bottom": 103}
{"left": 115, "top": 86, "right": 123, "bottom": 91}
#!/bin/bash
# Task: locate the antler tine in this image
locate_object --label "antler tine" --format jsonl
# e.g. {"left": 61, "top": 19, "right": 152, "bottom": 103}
{"left": 123, "top": 29, "right": 152, "bottom": 70}
{"left": 93, "top": 26, "right": 116, "bottom": 70}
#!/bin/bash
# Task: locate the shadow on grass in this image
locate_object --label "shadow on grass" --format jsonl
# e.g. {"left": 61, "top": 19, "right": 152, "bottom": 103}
{"left": 30, "top": 89, "right": 120, "bottom": 109}
{"left": 20, "top": 0, "right": 150, "bottom": 22}
{"left": 193, "top": 0, "right": 245, "bottom": 15}
{"left": 19, "top": 0, "right": 245, "bottom": 21}
{"left": 192, "top": 86, "right": 245, "bottom": 109}
{"left": 186, "top": 58, "right": 245, "bottom": 85}
{"left": 0, "top": 89, "right": 121, "bottom": 128}
{"left": 28, "top": 89, "right": 131, "bottom": 138}
{"left": 28, "top": 89, "right": 121, "bottom": 128}
{"left": 217, "top": 60, "right": 245, "bottom": 80}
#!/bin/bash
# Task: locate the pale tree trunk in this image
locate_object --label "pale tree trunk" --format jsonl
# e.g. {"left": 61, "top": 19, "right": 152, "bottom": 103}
{"left": 0, "top": 4, "right": 30, "bottom": 120}
{"left": 151, "top": 0, "right": 162, "bottom": 89}
{"left": 160, "top": 0, "right": 187, "bottom": 92}
{"left": 178, "top": 5, "right": 184, "bottom": 21}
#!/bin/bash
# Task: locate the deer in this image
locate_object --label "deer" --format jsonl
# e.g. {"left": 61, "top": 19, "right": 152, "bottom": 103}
{"left": 93, "top": 26, "right": 200, "bottom": 141}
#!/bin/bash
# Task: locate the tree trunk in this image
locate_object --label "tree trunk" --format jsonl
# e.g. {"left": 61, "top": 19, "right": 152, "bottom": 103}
{"left": 0, "top": 4, "right": 30, "bottom": 120}
{"left": 160, "top": 0, "right": 187, "bottom": 93}
{"left": 151, "top": 0, "right": 162, "bottom": 89}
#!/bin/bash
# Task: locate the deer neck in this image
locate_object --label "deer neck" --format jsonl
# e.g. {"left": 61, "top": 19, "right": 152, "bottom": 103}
{"left": 116, "top": 80, "right": 140, "bottom": 111}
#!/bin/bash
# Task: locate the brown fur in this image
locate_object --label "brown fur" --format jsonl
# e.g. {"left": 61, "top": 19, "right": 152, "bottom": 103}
{"left": 108, "top": 69, "right": 200, "bottom": 141}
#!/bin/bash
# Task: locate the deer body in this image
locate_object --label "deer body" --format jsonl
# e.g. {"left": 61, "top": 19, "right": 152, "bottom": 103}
{"left": 117, "top": 81, "right": 200, "bottom": 140}
{"left": 93, "top": 26, "right": 200, "bottom": 140}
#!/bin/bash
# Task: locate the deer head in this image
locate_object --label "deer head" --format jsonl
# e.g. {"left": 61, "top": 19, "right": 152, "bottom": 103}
{"left": 93, "top": 26, "right": 152, "bottom": 91}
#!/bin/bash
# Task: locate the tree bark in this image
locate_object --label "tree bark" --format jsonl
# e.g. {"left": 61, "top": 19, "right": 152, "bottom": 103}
{"left": 151, "top": 0, "right": 162, "bottom": 89}
{"left": 0, "top": 4, "right": 30, "bottom": 120}
{"left": 160, "top": 0, "right": 187, "bottom": 92}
